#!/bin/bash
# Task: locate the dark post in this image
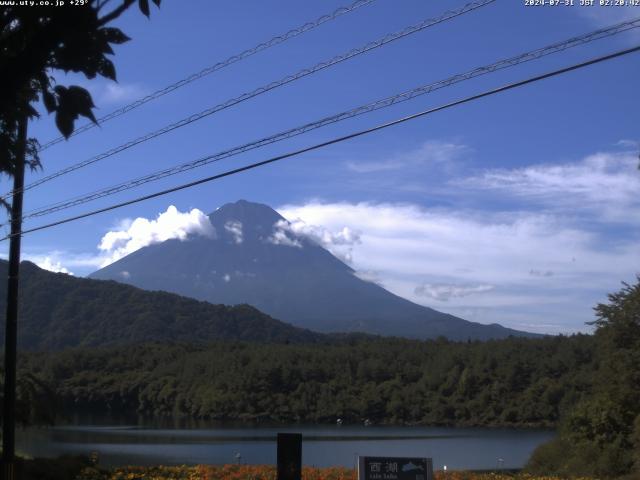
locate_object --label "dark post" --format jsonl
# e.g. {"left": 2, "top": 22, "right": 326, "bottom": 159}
{"left": 2, "top": 114, "right": 27, "bottom": 480}
{"left": 277, "top": 433, "right": 302, "bottom": 480}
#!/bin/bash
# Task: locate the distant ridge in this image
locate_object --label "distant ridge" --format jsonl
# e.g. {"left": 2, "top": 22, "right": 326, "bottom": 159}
{"left": 90, "top": 200, "right": 538, "bottom": 341}
{"left": 0, "top": 260, "right": 322, "bottom": 350}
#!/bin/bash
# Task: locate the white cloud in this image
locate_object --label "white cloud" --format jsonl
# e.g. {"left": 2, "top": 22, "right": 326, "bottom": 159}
{"left": 457, "top": 151, "right": 640, "bottom": 221}
{"left": 346, "top": 140, "right": 469, "bottom": 173}
{"left": 285, "top": 219, "right": 361, "bottom": 246}
{"left": 98, "top": 205, "right": 215, "bottom": 267}
{"left": 269, "top": 218, "right": 361, "bottom": 262}
{"left": 96, "top": 82, "right": 147, "bottom": 105}
{"left": 577, "top": 5, "right": 640, "bottom": 30}
{"left": 616, "top": 139, "right": 638, "bottom": 149}
{"left": 35, "top": 257, "right": 73, "bottom": 275}
{"left": 277, "top": 201, "right": 640, "bottom": 333}
{"left": 529, "top": 269, "right": 554, "bottom": 278}
{"left": 278, "top": 202, "right": 581, "bottom": 283}
{"left": 353, "top": 270, "right": 382, "bottom": 285}
{"left": 299, "top": 221, "right": 359, "bottom": 263}
{"left": 224, "top": 220, "right": 243, "bottom": 244}
{"left": 63, "top": 76, "right": 147, "bottom": 107}
{"left": 13, "top": 250, "right": 106, "bottom": 272}
{"left": 3, "top": 250, "right": 106, "bottom": 276}
{"left": 268, "top": 221, "right": 302, "bottom": 248}
{"left": 415, "top": 283, "right": 494, "bottom": 302}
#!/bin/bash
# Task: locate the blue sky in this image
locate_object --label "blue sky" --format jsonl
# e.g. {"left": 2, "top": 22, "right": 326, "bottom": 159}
{"left": 2, "top": 0, "right": 639, "bottom": 334}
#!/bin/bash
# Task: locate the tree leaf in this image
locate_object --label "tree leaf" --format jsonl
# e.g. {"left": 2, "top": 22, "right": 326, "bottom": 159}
{"left": 42, "top": 89, "right": 57, "bottom": 113}
{"left": 102, "top": 41, "right": 115, "bottom": 56}
{"left": 55, "top": 110, "right": 75, "bottom": 139}
{"left": 138, "top": 0, "right": 150, "bottom": 17}
{"left": 66, "top": 85, "right": 97, "bottom": 123}
{"left": 101, "top": 27, "right": 130, "bottom": 45}
{"left": 97, "top": 57, "right": 116, "bottom": 81}
{"left": 36, "top": 72, "right": 50, "bottom": 91}
{"left": 54, "top": 85, "right": 97, "bottom": 134}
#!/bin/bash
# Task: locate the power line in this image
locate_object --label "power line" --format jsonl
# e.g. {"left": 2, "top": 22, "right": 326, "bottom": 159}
{"left": 4, "top": 44, "right": 638, "bottom": 242}
{"left": 2, "top": 0, "right": 496, "bottom": 204}
{"left": 37, "top": 0, "right": 378, "bottom": 152}
{"left": 12, "top": 17, "right": 639, "bottom": 225}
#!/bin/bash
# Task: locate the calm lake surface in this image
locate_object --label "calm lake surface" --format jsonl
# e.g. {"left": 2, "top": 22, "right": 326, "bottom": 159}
{"left": 17, "top": 417, "right": 554, "bottom": 470}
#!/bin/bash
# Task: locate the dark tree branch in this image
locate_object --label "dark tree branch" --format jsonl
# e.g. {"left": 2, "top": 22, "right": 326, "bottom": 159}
{"left": 97, "top": 0, "right": 136, "bottom": 26}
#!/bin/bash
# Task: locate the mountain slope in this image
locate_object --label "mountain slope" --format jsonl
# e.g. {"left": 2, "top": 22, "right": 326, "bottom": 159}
{"left": 0, "top": 260, "right": 322, "bottom": 350}
{"left": 90, "top": 200, "right": 536, "bottom": 341}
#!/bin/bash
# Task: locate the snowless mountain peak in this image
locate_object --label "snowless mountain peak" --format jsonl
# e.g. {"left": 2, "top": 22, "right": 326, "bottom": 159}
{"left": 90, "top": 199, "right": 538, "bottom": 341}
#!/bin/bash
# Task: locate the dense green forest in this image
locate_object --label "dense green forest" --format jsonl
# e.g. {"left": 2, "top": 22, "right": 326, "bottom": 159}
{"left": 17, "top": 334, "right": 595, "bottom": 428}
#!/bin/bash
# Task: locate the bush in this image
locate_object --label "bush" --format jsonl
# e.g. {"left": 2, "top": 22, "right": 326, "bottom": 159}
{"left": 15, "top": 455, "right": 91, "bottom": 480}
{"left": 526, "top": 436, "right": 570, "bottom": 475}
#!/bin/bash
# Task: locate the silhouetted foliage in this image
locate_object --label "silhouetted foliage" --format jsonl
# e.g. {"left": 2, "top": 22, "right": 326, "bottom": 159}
{"left": 0, "top": 0, "right": 160, "bottom": 183}
{"left": 527, "top": 279, "right": 640, "bottom": 479}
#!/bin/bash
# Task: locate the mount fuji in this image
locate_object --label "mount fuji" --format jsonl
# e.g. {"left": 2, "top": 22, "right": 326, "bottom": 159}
{"left": 90, "top": 200, "right": 536, "bottom": 340}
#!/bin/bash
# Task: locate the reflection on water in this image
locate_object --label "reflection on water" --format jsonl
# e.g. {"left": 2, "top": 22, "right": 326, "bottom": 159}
{"left": 17, "top": 415, "right": 554, "bottom": 470}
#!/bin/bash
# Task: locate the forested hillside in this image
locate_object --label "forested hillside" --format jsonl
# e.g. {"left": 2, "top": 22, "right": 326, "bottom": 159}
{"left": 0, "top": 260, "right": 322, "bottom": 349}
{"left": 19, "top": 334, "right": 595, "bottom": 427}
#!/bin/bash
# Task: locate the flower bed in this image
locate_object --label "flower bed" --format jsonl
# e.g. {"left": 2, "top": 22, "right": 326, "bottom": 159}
{"left": 73, "top": 464, "right": 595, "bottom": 480}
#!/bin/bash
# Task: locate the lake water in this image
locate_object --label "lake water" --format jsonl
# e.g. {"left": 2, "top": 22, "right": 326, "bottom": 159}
{"left": 17, "top": 419, "right": 554, "bottom": 470}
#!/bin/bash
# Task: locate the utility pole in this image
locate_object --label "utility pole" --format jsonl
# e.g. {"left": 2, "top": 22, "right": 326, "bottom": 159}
{"left": 2, "top": 113, "right": 27, "bottom": 480}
